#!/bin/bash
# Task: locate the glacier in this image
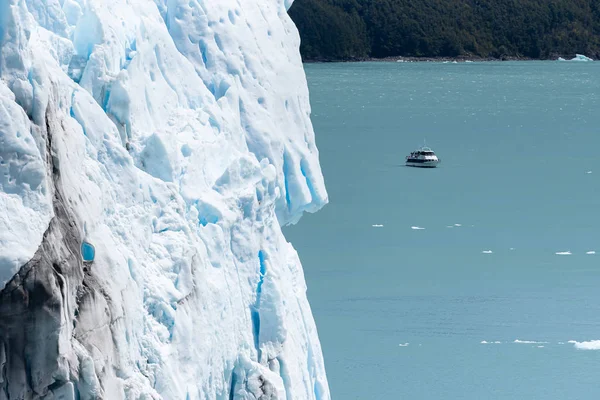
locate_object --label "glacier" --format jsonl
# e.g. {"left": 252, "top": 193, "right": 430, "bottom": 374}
{"left": 0, "top": 0, "right": 329, "bottom": 399}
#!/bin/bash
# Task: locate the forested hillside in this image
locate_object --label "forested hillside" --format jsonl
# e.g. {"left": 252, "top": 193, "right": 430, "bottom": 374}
{"left": 288, "top": 0, "right": 600, "bottom": 60}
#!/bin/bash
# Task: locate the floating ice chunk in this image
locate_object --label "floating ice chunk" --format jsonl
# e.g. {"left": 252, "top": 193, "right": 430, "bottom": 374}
{"left": 568, "top": 340, "right": 600, "bottom": 350}
{"left": 482, "top": 250, "right": 493, "bottom": 254}
{"left": 446, "top": 225, "right": 454, "bottom": 228}
{"left": 555, "top": 251, "right": 572, "bottom": 255}
{"left": 454, "top": 224, "right": 462, "bottom": 227}
{"left": 480, "top": 340, "right": 489, "bottom": 344}
{"left": 510, "top": 247, "right": 515, "bottom": 251}
{"left": 372, "top": 224, "right": 384, "bottom": 228}
{"left": 573, "top": 54, "right": 594, "bottom": 62}
{"left": 514, "top": 339, "right": 549, "bottom": 344}
{"left": 558, "top": 54, "right": 594, "bottom": 62}
{"left": 537, "top": 346, "right": 545, "bottom": 348}
{"left": 558, "top": 342, "right": 565, "bottom": 345}
{"left": 586, "top": 171, "right": 592, "bottom": 174}
{"left": 411, "top": 226, "right": 425, "bottom": 230}
{"left": 586, "top": 251, "right": 596, "bottom": 255}
{"left": 398, "top": 343, "right": 409, "bottom": 347}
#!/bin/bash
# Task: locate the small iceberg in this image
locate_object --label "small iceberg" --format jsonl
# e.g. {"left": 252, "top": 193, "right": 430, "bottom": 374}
{"left": 586, "top": 251, "right": 596, "bottom": 255}
{"left": 514, "top": 339, "right": 549, "bottom": 344}
{"left": 555, "top": 251, "right": 572, "bottom": 256}
{"left": 482, "top": 250, "right": 493, "bottom": 254}
{"left": 568, "top": 340, "right": 600, "bottom": 350}
{"left": 372, "top": 224, "right": 384, "bottom": 228}
{"left": 411, "top": 226, "right": 425, "bottom": 230}
{"left": 398, "top": 343, "right": 410, "bottom": 347}
{"left": 454, "top": 223, "right": 462, "bottom": 227}
{"left": 558, "top": 54, "right": 594, "bottom": 62}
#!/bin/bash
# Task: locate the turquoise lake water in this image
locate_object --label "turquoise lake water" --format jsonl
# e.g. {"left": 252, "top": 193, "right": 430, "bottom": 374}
{"left": 285, "top": 61, "right": 600, "bottom": 399}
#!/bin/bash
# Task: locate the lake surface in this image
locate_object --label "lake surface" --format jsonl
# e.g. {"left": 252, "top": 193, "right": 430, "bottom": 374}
{"left": 285, "top": 61, "right": 600, "bottom": 399}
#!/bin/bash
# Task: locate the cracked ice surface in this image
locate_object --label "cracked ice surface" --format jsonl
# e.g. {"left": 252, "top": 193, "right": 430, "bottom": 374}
{"left": 0, "top": 0, "right": 329, "bottom": 398}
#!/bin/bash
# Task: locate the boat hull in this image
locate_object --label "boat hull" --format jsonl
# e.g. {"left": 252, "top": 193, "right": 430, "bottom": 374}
{"left": 406, "top": 160, "right": 439, "bottom": 168}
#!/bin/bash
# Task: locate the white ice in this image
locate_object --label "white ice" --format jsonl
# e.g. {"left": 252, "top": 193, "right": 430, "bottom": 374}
{"left": 568, "top": 340, "right": 600, "bottom": 350}
{"left": 555, "top": 251, "right": 572, "bottom": 255}
{"left": 0, "top": 0, "right": 330, "bottom": 399}
{"left": 558, "top": 54, "right": 594, "bottom": 62}
{"left": 411, "top": 226, "right": 425, "bottom": 230}
{"left": 513, "top": 340, "right": 549, "bottom": 344}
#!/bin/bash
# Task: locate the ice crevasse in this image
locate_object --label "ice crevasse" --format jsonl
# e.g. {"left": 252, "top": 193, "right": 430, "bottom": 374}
{"left": 0, "top": 0, "right": 329, "bottom": 399}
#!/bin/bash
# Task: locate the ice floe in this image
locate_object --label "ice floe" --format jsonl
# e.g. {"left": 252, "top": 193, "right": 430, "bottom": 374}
{"left": 568, "top": 340, "right": 600, "bottom": 350}
{"left": 555, "top": 251, "right": 572, "bottom": 256}
{"left": 514, "top": 340, "right": 549, "bottom": 344}
{"left": 411, "top": 226, "right": 426, "bottom": 230}
{"left": 558, "top": 54, "right": 594, "bottom": 62}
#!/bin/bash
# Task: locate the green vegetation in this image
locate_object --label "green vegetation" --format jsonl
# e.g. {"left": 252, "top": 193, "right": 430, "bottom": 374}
{"left": 288, "top": 0, "right": 600, "bottom": 60}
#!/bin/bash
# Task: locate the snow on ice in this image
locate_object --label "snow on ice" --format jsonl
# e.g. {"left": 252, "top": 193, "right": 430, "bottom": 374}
{"left": 0, "top": 0, "right": 329, "bottom": 399}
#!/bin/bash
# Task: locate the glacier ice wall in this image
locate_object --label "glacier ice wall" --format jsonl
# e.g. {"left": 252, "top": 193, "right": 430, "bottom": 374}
{"left": 0, "top": 0, "right": 329, "bottom": 399}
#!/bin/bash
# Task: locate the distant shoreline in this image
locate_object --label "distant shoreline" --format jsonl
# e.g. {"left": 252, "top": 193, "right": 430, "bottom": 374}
{"left": 303, "top": 55, "right": 566, "bottom": 63}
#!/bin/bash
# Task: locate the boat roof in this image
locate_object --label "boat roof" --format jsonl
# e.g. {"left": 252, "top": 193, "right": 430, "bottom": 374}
{"left": 411, "top": 146, "right": 435, "bottom": 152}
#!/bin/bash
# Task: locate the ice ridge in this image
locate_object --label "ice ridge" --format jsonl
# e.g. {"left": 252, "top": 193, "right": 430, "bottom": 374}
{"left": 0, "top": 0, "right": 329, "bottom": 399}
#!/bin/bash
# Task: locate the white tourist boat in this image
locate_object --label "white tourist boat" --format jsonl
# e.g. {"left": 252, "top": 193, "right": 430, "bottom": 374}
{"left": 405, "top": 146, "right": 440, "bottom": 168}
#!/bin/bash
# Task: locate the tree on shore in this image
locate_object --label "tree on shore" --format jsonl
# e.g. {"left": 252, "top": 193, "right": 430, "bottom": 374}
{"left": 288, "top": 0, "right": 600, "bottom": 61}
